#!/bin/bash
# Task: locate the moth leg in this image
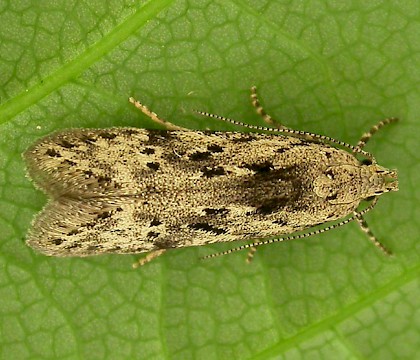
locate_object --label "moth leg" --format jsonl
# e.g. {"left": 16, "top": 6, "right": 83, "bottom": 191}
{"left": 356, "top": 117, "right": 398, "bottom": 150}
{"left": 129, "top": 97, "right": 187, "bottom": 131}
{"left": 246, "top": 246, "right": 257, "bottom": 263}
{"left": 132, "top": 249, "right": 167, "bottom": 268}
{"left": 354, "top": 213, "right": 392, "bottom": 255}
{"left": 250, "top": 86, "right": 288, "bottom": 129}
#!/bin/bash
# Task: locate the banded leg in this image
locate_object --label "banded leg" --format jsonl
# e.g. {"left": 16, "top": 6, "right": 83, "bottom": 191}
{"left": 250, "top": 86, "right": 288, "bottom": 129}
{"left": 132, "top": 249, "right": 167, "bottom": 268}
{"left": 354, "top": 213, "right": 392, "bottom": 255}
{"left": 129, "top": 97, "right": 187, "bottom": 131}
{"left": 246, "top": 246, "right": 257, "bottom": 263}
{"left": 356, "top": 117, "right": 398, "bottom": 150}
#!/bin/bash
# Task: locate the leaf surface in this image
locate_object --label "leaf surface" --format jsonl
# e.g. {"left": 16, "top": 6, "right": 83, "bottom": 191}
{"left": 0, "top": 1, "right": 419, "bottom": 359}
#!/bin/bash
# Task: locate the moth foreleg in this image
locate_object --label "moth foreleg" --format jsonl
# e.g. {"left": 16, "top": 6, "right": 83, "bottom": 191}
{"left": 246, "top": 246, "right": 257, "bottom": 264}
{"left": 129, "top": 97, "right": 187, "bottom": 131}
{"left": 354, "top": 213, "right": 392, "bottom": 255}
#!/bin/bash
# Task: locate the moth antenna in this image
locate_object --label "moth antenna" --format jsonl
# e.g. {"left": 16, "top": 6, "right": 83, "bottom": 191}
{"left": 195, "top": 110, "right": 374, "bottom": 161}
{"left": 201, "top": 198, "right": 378, "bottom": 260}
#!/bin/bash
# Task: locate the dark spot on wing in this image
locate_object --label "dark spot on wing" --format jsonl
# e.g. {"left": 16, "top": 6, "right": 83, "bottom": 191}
{"left": 325, "top": 169, "right": 335, "bottom": 179}
{"left": 97, "top": 175, "right": 112, "bottom": 184}
{"left": 81, "top": 135, "right": 97, "bottom": 144}
{"left": 63, "top": 159, "right": 77, "bottom": 166}
{"left": 273, "top": 219, "right": 287, "bottom": 226}
{"left": 141, "top": 147, "right": 155, "bottom": 155}
{"left": 256, "top": 196, "right": 289, "bottom": 215}
{"left": 60, "top": 140, "right": 75, "bottom": 148}
{"left": 201, "top": 166, "right": 226, "bottom": 178}
{"left": 326, "top": 193, "right": 337, "bottom": 201}
{"left": 150, "top": 218, "right": 162, "bottom": 226}
{"left": 207, "top": 144, "right": 223, "bottom": 153}
{"left": 122, "top": 129, "right": 138, "bottom": 136}
{"left": 270, "top": 165, "right": 297, "bottom": 181}
{"left": 147, "top": 231, "right": 159, "bottom": 239}
{"left": 147, "top": 162, "right": 160, "bottom": 171}
{"left": 99, "top": 132, "right": 117, "bottom": 139}
{"left": 246, "top": 165, "right": 297, "bottom": 183}
{"left": 203, "top": 208, "right": 229, "bottom": 216}
{"left": 362, "top": 158, "right": 372, "bottom": 165}
{"left": 232, "top": 134, "right": 257, "bottom": 142}
{"left": 190, "top": 151, "right": 211, "bottom": 161}
{"left": 202, "top": 130, "right": 214, "bottom": 136}
{"left": 242, "top": 161, "right": 274, "bottom": 173}
{"left": 52, "top": 238, "right": 63, "bottom": 245}
{"left": 154, "top": 238, "right": 177, "bottom": 249}
{"left": 97, "top": 211, "right": 112, "bottom": 220}
{"left": 188, "top": 222, "right": 226, "bottom": 234}
{"left": 66, "top": 243, "right": 81, "bottom": 249}
{"left": 46, "top": 148, "right": 62, "bottom": 157}
{"left": 146, "top": 130, "right": 173, "bottom": 144}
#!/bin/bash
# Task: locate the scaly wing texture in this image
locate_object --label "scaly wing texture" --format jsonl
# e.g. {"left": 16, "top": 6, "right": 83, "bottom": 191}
{"left": 25, "top": 129, "right": 360, "bottom": 256}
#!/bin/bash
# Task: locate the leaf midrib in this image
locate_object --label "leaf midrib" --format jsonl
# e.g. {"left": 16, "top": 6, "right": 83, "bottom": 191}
{"left": 254, "top": 263, "right": 419, "bottom": 359}
{"left": 0, "top": 0, "right": 175, "bottom": 124}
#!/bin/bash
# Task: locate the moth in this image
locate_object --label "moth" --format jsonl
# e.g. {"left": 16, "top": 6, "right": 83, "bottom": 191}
{"left": 23, "top": 87, "right": 398, "bottom": 266}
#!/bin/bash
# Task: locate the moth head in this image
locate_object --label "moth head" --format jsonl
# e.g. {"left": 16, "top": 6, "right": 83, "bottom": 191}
{"left": 314, "top": 164, "right": 398, "bottom": 204}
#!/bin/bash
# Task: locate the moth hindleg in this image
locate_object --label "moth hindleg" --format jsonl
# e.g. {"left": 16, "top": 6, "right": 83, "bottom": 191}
{"left": 132, "top": 249, "right": 167, "bottom": 268}
{"left": 250, "top": 86, "right": 288, "bottom": 129}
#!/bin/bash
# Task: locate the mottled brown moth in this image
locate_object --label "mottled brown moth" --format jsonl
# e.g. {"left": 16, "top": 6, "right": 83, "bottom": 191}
{"left": 23, "top": 87, "right": 398, "bottom": 266}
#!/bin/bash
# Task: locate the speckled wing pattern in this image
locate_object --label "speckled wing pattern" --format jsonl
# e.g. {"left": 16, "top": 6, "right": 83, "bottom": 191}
{"left": 23, "top": 128, "right": 361, "bottom": 257}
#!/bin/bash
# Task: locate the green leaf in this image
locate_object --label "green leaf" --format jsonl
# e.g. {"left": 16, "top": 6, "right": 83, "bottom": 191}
{"left": 1, "top": 1, "right": 419, "bottom": 359}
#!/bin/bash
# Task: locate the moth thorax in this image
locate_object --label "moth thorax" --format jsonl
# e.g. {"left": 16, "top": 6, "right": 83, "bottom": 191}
{"left": 313, "top": 164, "right": 398, "bottom": 204}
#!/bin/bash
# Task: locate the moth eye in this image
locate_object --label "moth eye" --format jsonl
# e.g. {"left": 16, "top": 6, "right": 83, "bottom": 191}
{"left": 362, "top": 159, "right": 372, "bottom": 165}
